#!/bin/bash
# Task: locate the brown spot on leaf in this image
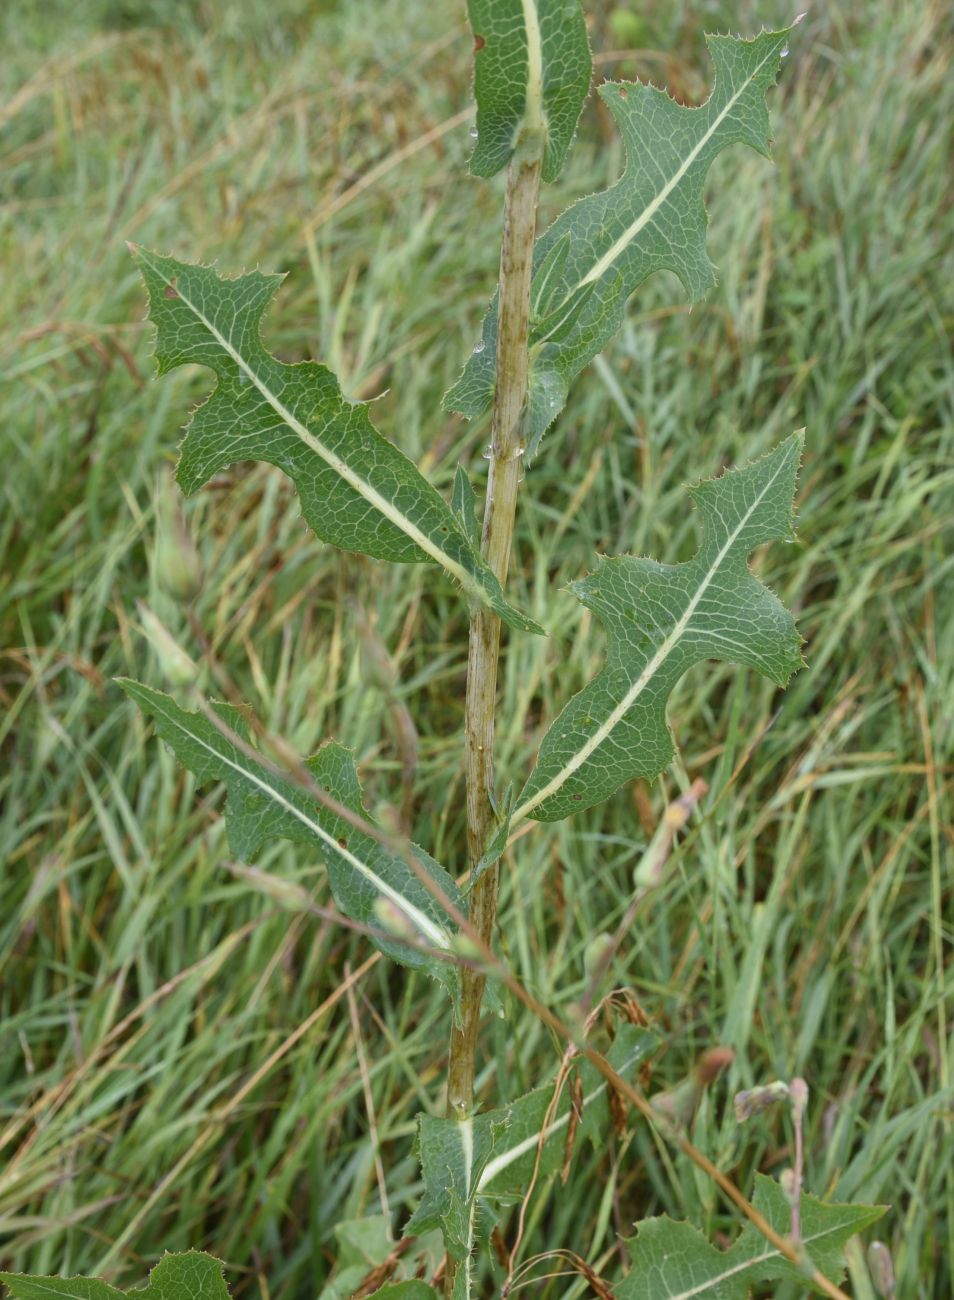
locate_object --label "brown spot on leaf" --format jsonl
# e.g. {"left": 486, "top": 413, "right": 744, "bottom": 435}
{"left": 164, "top": 280, "right": 178, "bottom": 299}
{"left": 474, "top": 34, "right": 485, "bottom": 51}
{"left": 337, "top": 837, "right": 348, "bottom": 848}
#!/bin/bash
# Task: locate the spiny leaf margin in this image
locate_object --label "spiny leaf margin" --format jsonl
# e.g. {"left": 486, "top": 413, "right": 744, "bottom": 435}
{"left": 117, "top": 678, "right": 463, "bottom": 1005}
{"left": 1, "top": 1251, "right": 231, "bottom": 1300}
{"left": 131, "top": 246, "right": 541, "bottom": 636}
{"left": 407, "top": 1027, "right": 656, "bottom": 1270}
{"left": 617, "top": 1174, "right": 887, "bottom": 1298}
{"left": 512, "top": 434, "right": 805, "bottom": 824}
{"left": 447, "top": 23, "right": 796, "bottom": 455}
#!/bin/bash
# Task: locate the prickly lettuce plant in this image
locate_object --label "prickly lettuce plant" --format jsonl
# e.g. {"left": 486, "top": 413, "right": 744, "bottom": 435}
{"left": 6, "top": 5, "right": 886, "bottom": 1299}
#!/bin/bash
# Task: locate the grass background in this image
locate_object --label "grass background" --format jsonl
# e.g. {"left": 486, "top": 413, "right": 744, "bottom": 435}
{"left": 1, "top": 0, "right": 951, "bottom": 1295}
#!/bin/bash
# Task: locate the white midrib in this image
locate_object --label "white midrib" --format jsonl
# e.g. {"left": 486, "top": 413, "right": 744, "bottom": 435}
{"left": 475, "top": 1045, "right": 644, "bottom": 1192}
{"left": 148, "top": 258, "right": 476, "bottom": 595}
{"left": 521, "top": 0, "right": 545, "bottom": 138}
{"left": 665, "top": 1213, "right": 865, "bottom": 1300}
{"left": 573, "top": 42, "right": 780, "bottom": 292}
{"left": 511, "top": 452, "right": 788, "bottom": 824}
{"left": 154, "top": 697, "right": 452, "bottom": 951}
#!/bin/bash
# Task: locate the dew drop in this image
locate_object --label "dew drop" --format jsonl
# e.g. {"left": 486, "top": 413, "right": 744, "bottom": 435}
{"left": 780, "top": 45, "right": 789, "bottom": 57}
{"left": 473, "top": 339, "right": 485, "bottom": 354}
{"left": 469, "top": 127, "right": 479, "bottom": 139}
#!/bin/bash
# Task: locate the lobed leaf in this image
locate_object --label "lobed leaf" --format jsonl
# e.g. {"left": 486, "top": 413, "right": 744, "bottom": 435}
{"left": 512, "top": 435, "right": 804, "bottom": 824}
{"left": 447, "top": 25, "right": 796, "bottom": 455}
{"left": 1, "top": 1252, "right": 231, "bottom": 1300}
{"left": 131, "top": 247, "right": 541, "bottom": 636}
{"left": 117, "top": 679, "right": 463, "bottom": 1004}
{"left": 407, "top": 1026, "right": 656, "bottom": 1280}
{"left": 466, "top": 0, "right": 591, "bottom": 183}
{"left": 617, "top": 1174, "right": 886, "bottom": 1297}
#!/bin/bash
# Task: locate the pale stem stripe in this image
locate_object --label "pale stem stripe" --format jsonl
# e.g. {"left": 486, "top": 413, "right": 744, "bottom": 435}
{"left": 574, "top": 42, "right": 781, "bottom": 291}
{"left": 149, "top": 695, "right": 452, "bottom": 950}
{"left": 521, "top": 0, "right": 545, "bottom": 137}
{"left": 143, "top": 255, "right": 478, "bottom": 597}
{"left": 511, "top": 451, "right": 790, "bottom": 825}
{"left": 461, "top": 1116, "right": 475, "bottom": 1198}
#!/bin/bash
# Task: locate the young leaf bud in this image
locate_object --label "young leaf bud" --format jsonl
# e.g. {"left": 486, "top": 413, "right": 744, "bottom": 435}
{"left": 652, "top": 1047, "right": 733, "bottom": 1130}
{"left": 789, "top": 1076, "right": 809, "bottom": 1123}
{"left": 154, "top": 471, "right": 202, "bottom": 602}
{"left": 137, "top": 601, "right": 198, "bottom": 688}
{"left": 867, "top": 1241, "right": 896, "bottom": 1298}
{"left": 583, "top": 931, "right": 614, "bottom": 977}
{"left": 356, "top": 610, "right": 398, "bottom": 692}
{"left": 372, "top": 896, "right": 419, "bottom": 944}
{"left": 450, "top": 934, "right": 484, "bottom": 963}
{"left": 779, "top": 1166, "right": 799, "bottom": 1206}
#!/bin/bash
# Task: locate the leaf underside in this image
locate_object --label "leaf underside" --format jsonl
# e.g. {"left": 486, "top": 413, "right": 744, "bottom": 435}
{"left": 117, "top": 679, "right": 462, "bottom": 1005}
{"left": 0, "top": 1252, "right": 231, "bottom": 1300}
{"left": 407, "top": 1026, "right": 656, "bottom": 1270}
{"left": 131, "top": 247, "right": 541, "bottom": 636}
{"left": 447, "top": 26, "right": 794, "bottom": 455}
{"left": 617, "top": 1174, "right": 886, "bottom": 1298}
{"left": 513, "top": 434, "right": 804, "bottom": 824}
{"left": 467, "top": 0, "right": 591, "bottom": 183}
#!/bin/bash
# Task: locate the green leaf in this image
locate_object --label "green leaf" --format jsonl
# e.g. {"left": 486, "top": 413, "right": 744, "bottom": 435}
{"left": 1, "top": 1252, "right": 231, "bottom": 1300}
{"left": 447, "top": 24, "right": 796, "bottom": 455}
{"left": 512, "top": 435, "right": 804, "bottom": 824}
{"left": 616, "top": 1174, "right": 887, "bottom": 1297}
{"left": 131, "top": 246, "right": 541, "bottom": 637}
{"left": 452, "top": 464, "right": 481, "bottom": 550}
{"left": 407, "top": 1027, "right": 656, "bottom": 1269}
{"left": 116, "top": 679, "right": 462, "bottom": 1004}
{"left": 464, "top": 784, "right": 513, "bottom": 894}
{"left": 318, "top": 1217, "right": 444, "bottom": 1300}
{"left": 467, "top": 0, "right": 591, "bottom": 183}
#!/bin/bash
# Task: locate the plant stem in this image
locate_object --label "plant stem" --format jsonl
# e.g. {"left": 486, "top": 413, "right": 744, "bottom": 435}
{"left": 447, "top": 141, "right": 543, "bottom": 1122}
